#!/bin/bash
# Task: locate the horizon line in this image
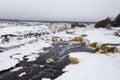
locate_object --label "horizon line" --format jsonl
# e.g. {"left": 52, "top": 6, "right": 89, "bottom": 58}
{"left": 0, "top": 18, "right": 96, "bottom": 23}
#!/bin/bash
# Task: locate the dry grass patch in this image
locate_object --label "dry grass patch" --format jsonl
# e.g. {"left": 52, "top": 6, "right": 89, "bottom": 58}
{"left": 69, "top": 57, "right": 79, "bottom": 64}
{"left": 98, "top": 44, "right": 118, "bottom": 54}
{"left": 89, "top": 42, "right": 98, "bottom": 49}
{"left": 99, "top": 44, "right": 109, "bottom": 53}
{"left": 52, "top": 36, "right": 62, "bottom": 42}
{"left": 108, "top": 47, "right": 118, "bottom": 53}
{"left": 70, "top": 37, "right": 84, "bottom": 43}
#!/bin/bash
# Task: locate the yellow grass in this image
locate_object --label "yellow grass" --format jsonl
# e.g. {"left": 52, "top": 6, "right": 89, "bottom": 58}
{"left": 69, "top": 57, "right": 79, "bottom": 64}
{"left": 70, "top": 37, "right": 84, "bottom": 43}
{"left": 89, "top": 42, "right": 98, "bottom": 49}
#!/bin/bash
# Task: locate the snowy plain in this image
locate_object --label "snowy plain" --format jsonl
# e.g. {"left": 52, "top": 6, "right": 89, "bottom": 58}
{"left": 0, "top": 21, "right": 120, "bottom": 80}
{"left": 53, "top": 26, "right": 120, "bottom": 80}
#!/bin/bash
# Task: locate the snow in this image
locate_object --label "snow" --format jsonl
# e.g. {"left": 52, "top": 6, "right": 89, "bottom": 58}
{"left": 53, "top": 26, "right": 120, "bottom": 80}
{"left": 0, "top": 22, "right": 120, "bottom": 80}
{"left": 0, "top": 25, "right": 50, "bottom": 35}
{"left": 18, "top": 72, "right": 26, "bottom": 77}
{"left": 0, "top": 59, "right": 18, "bottom": 71}
{"left": 83, "top": 28, "right": 120, "bottom": 43}
{"left": 0, "top": 37, "right": 36, "bottom": 47}
{"left": 56, "top": 52, "right": 120, "bottom": 80}
{"left": 0, "top": 40, "right": 51, "bottom": 71}
{"left": 112, "top": 27, "right": 120, "bottom": 30}
{"left": 0, "top": 22, "right": 71, "bottom": 72}
{"left": 54, "top": 27, "right": 120, "bottom": 44}
{"left": 42, "top": 78, "right": 51, "bottom": 80}
{"left": 26, "top": 54, "right": 40, "bottom": 62}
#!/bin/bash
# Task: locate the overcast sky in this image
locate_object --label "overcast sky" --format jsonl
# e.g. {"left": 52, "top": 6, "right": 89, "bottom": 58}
{"left": 0, "top": 0, "right": 120, "bottom": 22}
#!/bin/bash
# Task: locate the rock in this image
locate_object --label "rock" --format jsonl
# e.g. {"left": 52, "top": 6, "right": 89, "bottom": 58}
{"left": 114, "top": 31, "right": 120, "bottom": 37}
{"left": 79, "top": 24, "right": 87, "bottom": 27}
{"left": 95, "top": 17, "right": 111, "bottom": 28}
{"left": 111, "top": 14, "right": 120, "bottom": 27}
{"left": 81, "top": 34, "right": 88, "bottom": 37}
{"left": 46, "top": 58, "right": 54, "bottom": 63}
{"left": 0, "top": 49, "right": 3, "bottom": 52}
{"left": 71, "top": 23, "right": 86, "bottom": 28}
{"left": 95, "top": 13, "right": 120, "bottom": 28}
{"left": 10, "top": 67, "right": 23, "bottom": 72}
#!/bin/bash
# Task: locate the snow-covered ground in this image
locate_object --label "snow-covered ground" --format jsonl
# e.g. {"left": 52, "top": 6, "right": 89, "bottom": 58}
{"left": 56, "top": 52, "right": 120, "bottom": 80}
{"left": 0, "top": 22, "right": 71, "bottom": 71}
{"left": 0, "top": 39, "right": 51, "bottom": 71}
{"left": 52, "top": 26, "right": 120, "bottom": 80}
{"left": 54, "top": 27, "right": 120, "bottom": 44}
{"left": 0, "top": 21, "right": 120, "bottom": 80}
{"left": 54, "top": 26, "right": 120, "bottom": 80}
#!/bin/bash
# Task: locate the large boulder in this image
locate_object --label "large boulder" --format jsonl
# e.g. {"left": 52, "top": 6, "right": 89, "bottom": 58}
{"left": 95, "top": 17, "right": 111, "bottom": 28}
{"left": 71, "top": 23, "right": 86, "bottom": 28}
{"left": 111, "top": 14, "right": 120, "bottom": 27}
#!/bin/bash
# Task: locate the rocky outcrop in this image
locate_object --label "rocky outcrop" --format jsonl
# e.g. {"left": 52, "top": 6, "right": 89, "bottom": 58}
{"left": 111, "top": 14, "right": 120, "bottom": 27}
{"left": 95, "top": 17, "right": 111, "bottom": 28}
{"left": 95, "top": 13, "right": 120, "bottom": 28}
{"left": 71, "top": 23, "right": 86, "bottom": 28}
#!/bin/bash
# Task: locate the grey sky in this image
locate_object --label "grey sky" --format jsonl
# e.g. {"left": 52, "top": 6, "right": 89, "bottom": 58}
{"left": 0, "top": 0, "right": 120, "bottom": 22}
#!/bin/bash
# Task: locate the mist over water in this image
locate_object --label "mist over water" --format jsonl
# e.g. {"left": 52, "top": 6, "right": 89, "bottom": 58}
{"left": 0, "top": 0, "right": 120, "bottom": 22}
